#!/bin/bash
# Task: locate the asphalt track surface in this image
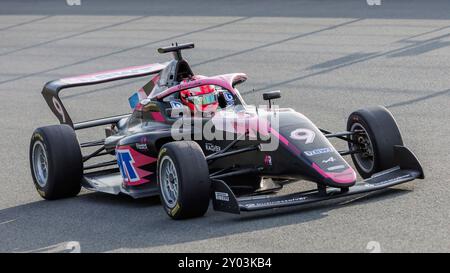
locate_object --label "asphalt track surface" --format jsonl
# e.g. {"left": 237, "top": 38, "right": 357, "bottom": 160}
{"left": 0, "top": 0, "right": 449, "bottom": 253}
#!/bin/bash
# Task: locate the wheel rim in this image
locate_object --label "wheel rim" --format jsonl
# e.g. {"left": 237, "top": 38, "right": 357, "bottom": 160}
{"left": 350, "top": 123, "right": 375, "bottom": 173}
{"left": 159, "top": 156, "right": 179, "bottom": 209}
{"left": 32, "top": 141, "right": 48, "bottom": 187}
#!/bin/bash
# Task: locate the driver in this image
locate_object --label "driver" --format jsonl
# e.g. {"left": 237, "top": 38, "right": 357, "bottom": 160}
{"left": 180, "top": 85, "right": 219, "bottom": 115}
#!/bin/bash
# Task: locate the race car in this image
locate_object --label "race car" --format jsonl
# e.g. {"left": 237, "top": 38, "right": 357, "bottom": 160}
{"left": 29, "top": 42, "right": 424, "bottom": 219}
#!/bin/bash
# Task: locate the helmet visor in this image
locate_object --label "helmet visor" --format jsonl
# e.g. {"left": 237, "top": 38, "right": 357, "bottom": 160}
{"left": 188, "top": 93, "right": 217, "bottom": 105}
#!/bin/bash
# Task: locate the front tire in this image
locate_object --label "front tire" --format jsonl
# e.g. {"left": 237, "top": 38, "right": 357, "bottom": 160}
{"left": 157, "top": 141, "right": 210, "bottom": 220}
{"left": 29, "top": 125, "right": 83, "bottom": 200}
{"left": 347, "top": 106, "right": 403, "bottom": 178}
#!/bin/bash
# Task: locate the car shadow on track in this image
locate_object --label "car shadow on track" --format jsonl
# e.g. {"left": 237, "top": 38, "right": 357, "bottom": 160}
{"left": 0, "top": 186, "right": 410, "bottom": 252}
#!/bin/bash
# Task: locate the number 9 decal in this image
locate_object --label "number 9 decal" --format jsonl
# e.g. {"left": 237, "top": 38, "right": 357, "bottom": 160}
{"left": 290, "top": 128, "right": 315, "bottom": 144}
{"left": 52, "top": 97, "right": 66, "bottom": 123}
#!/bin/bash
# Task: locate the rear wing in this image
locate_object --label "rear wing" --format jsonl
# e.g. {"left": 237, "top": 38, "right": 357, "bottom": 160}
{"left": 42, "top": 63, "right": 167, "bottom": 128}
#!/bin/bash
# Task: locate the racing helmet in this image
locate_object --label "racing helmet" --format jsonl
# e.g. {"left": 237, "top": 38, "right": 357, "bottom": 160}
{"left": 180, "top": 85, "right": 218, "bottom": 114}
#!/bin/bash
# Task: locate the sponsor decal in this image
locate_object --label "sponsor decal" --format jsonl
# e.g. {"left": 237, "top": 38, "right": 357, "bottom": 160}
{"left": 116, "top": 149, "right": 140, "bottom": 183}
{"left": 37, "top": 189, "right": 46, "bottom": 197}
{"left": 215, "top": 192, "right": 230, "bottom": 202}
{"left": 247, "top": 196, "right": 308, "bottom": 208}
{"left": 322, "top": 157, "right": 336, "bottom": 163}
{"left": 159, "top": 147, "right": 167, "bottom": 157}
{"left": 264, "top": 155, "right": 273, "bottom": 166}
{"left": 223, "top": 91, "right": 235, "bottom": 105}
{"left": 34, "top": 133, "right": 44, "bottom": 142}
{"left": 327, "top": 165, "right": 346, "bottom": 171}
{"left": 170, "top": 100, "right": 183, "bottom": 109}
{"left": 136, "top": 143, "right": 148, "bottom": 150}
{"left": 290, "top": 128, "right": 315, "bottom": 144}
{"left": 304, "top": 147, "right": 332, "bottom": 156}
{"left": 136, "top": 136, "right": 148, "bottom": 150}
{"left": 205, "top": 143, "right": 221, "bottom": 152}
{"left": 170, "top": 203, "right": 180, "bottom": 216}
{"left": 115, "top": 146, "right": 155, "bottom": 185}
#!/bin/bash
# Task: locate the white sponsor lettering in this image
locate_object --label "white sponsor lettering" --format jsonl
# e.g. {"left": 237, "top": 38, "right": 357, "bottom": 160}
{"left": 322, "top": 157, "right": 335, "bottom": 163}
{"left": 215, "top": 192, "right": 229, "bottom": 202}
{"left": 327, "top": 165, "right": 345, "bottom": 171}
{"left": 205, "top": 143, "right": 221, "bottom": 152}
{"left": 304, "top": 147, "right": 332, "bottom": 156}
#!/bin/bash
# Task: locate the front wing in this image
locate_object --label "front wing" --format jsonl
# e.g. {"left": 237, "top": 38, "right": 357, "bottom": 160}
{"left": 212, "top": 145, "right": 424, "bottom": 214}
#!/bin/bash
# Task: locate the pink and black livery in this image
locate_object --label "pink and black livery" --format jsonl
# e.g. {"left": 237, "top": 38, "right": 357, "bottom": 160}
{"left": 32, "top": 43, "right": 424, "bottom": 219}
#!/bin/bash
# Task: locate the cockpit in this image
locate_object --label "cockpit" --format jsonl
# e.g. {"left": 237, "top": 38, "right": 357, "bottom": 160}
{"left": 127, "top": 43, "right": 248, "bottom": 127}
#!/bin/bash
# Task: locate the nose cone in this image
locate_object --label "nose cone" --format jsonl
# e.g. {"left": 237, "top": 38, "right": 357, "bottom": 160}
{"left": 273, "top": 112, "right": 357, "bottom": 188}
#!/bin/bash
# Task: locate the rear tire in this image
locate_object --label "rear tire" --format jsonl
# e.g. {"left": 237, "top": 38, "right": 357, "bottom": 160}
{"left": 157, "top": 141, "right": 210, "bottom": 220}
{"left": 29, "top": 125, "right": 82, "bottom": 200}
{"left": 347, "top": 106, "right": 403, "bottom": 178}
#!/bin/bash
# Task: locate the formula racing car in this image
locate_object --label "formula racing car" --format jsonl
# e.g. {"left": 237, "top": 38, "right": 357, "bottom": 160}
{"left": 29, "top": 43, "right": 424, "bottom": 219}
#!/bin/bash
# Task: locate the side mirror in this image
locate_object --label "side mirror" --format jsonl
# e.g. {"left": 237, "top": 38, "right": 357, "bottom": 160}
{"left": 263, "top": 90, "right": 281, "bottom": 100}
{"left": 262, "top": 90, "right": 281, "bottom": 109}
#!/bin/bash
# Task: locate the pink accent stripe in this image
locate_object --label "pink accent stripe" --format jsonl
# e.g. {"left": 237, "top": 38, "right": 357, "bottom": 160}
{"left": 312, "top": 163, "right": 356, "bottom": 184}
{"left": 270, "top": 128, "right": 302, "bottom": 155}
{"left": 135, "top": 103, "right": 143, "bottom": 111}
{"left": 288, "top": 143, "right": 301, "bottom": 155}
{"left": 60, "top": 63, "right": 165, "bottom": 84}
{"left": 270, "top": 128, "right": 289, "bottom": 146}
{"left": 151, "top": 112, "right": 165, "bottom": 122}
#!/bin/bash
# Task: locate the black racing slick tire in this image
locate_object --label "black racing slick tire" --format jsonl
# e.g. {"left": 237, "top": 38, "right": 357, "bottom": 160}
{"left": 157, "top": 141, "right": 210, "bottom": 220}
{"left": 29, "top": 125, "right": 82, "bottom": 200}
{"left": 347, "top": 106, "right": 403, "bottom": 178}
